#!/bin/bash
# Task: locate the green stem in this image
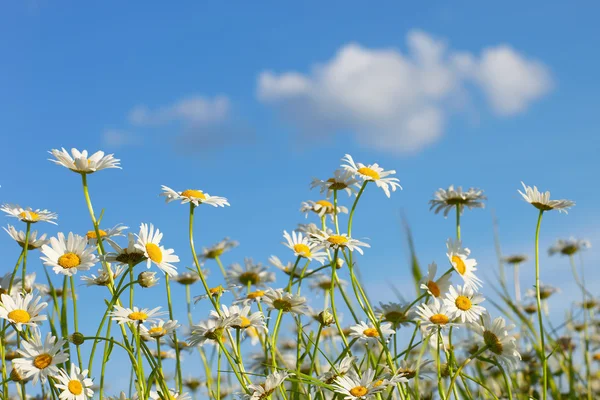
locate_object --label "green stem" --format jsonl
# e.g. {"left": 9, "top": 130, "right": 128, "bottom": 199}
{"left": 348, "top": 182, "right": 368, "bottom": 236}
{"left": 456, "top": 206, "right": 461, "bottom": 241}
{"left": 165, "top": 275, "right": 183, "bottom": 392}
{"left": 70, "top": 276, "right": 83, "bottom": 367}
{"left": 534, "top": 210, "right": 547, "bottom": 400}
{"left": 20, "top": 222, "right": 32, "bottom": 294}
{"left": 446, "top": 345, "right": 489, "bottom": 399}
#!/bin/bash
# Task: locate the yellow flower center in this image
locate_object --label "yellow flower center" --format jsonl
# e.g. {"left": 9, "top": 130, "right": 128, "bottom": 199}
{"left": 68, "top": 380, "right": 83, "bottom": 395}
{"left": 210, "top": 286, "right": 224, "bottom": 296}
{"left": 272, "top": 299, "right": 293, "bottom": 312}
{"left": 149, "top": 327, "right": 167, "bottom": 336}
{"left": 357, "top": 167, "right": 380, "bottom": 180}
{"left": 293, "top": 243, "right": 312, "bottom": 258}
{"left": 430, "top": 314, "right": 449, "bottom": 325}
{"left": 240, "top": 316, "right": 251, "bottom": 328}
{"left": 326, "top": 178, "right": 348, "bottom": 190}
{"left": 238, "top": 272, "right": 260, "bottom": 285}
{"left": 146, "top": 243, "right": 163, "bottom": 263}
{"left": 86, "top": 229, "right": 107, "bottom": 240}
{"left": 33, "top": 354, "right": 53, "bottom": 369}
{"left": 128, "top": 311, "right": 148, "bottom": 321}
{"left": 350, "top": 386, "right": 368, "bottom": 396}
{"left": 483, "top": 330, "right": 503, "bottom": 355}
{"left": 247, "top": 290, "right": 264, "bottom": 299}
{"left": 318, "top": 280, "right": 333, "bottom": 290}
{"left": 58, "top": 253, "right": 81, "bottom": 269}
{"left": 373, "top": 379, "right": 384, "bottom": 387}
{"left": 205, "top": 248, "right": 225, "bottom": 258}
{"left": 181, "top": 189, "right": 206, "bottom": 200}
{"left": 427, "top": 281, "right": 441, "bottom": 297}
{"left": 19, "top": 211, "right": 40, "bottom": 221}
{"left": 327, "top": 235, "right": 348, "bottom": 246}
{"left": 451, "top": 255, "right": 466, "bottom": 275}
{"left": 384, "top": 311, "right": 406, "bottom": 324}
{"left": 8, "top": 309, "right": 31, "bottom": 324}
{"left": 363, "top": 328, "right": 379, "bottom": 337}
{"left": 455, "top": 296, "right": 472, "bottom": 311}
{"left": 315, "top": 200, "right": 334, "bottom": 213}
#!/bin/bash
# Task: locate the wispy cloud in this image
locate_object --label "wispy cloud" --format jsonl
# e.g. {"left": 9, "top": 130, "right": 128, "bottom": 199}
{"left": 102, "top": 129, "right": 142, "bottom": 148}
{"left": 257, "top": 30, "right": 553, "bottom": 155}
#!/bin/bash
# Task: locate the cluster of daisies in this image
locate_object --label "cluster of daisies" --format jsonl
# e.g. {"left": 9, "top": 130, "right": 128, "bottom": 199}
{"left": 0, "top": 147, "right": 587, "bottom": 400}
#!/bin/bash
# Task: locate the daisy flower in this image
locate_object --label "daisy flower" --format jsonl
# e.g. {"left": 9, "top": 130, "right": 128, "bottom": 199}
{"left": 419, "top": 262, "right": 452, "bottom": 299}
{"left": 160, "top": 185, "right": 229, "bottom": 207}
{"left": 446, "top": 238, "right": 482, "bottom": 291}
{"left": 548, "top": 237, "right": 591, "bottom": 256}
{"left": 0, "top": 273, "right": 20, "bottom": 296}
{"left": 300, "top": 200, "right": 348, "bottom": 219}
{"left": 81, "top": 264, "right": 125, "bottom": 287}
{"left": 200, "top": 237, "right": 238, "bottom": 259}
{"left": 518, "top": 182, "right": 575, "bottom": 213}
{"left": 150, "top": 390, "right": 191, "bottom": 400}
{"left": 319, "top": 355, "right": 356, "bottom": 385}
{"left": 471, "top": 313, "right": 521, "bottom": 370}
{"left": 188, "top": 315, "right": 238, "bottom": 346}
{"left": 1, "top": 204, "right": 58, "bottom": 225}
{"left": 232, "top": 289, "right": 267, "bottom": 306}
{"left": 262, "top": 288, "right": 309, "bottom": 315}
{"left": 349, "top": 321, "right": 395, "bottom": 348}
{"left": 4, "top": 225, "right": 49, "bottom": 249}
{"left": 225, "top": 258, "right": 275, "bottom": 288}
{"left": 375, "top": 302, "right": 413, "bottom": 328}
{"left": 54, "top": 364, "right": 94, "bottom": 400}
{"left": 102, "top": 233, "right": 146, "bottom": 266}
{"left": 243, "top": 371, "right": 291, "bottom": 400}
{"left": 415, "top": 298, "right": 457, "bottom": 336}
{"left": 194, "top": 284, "right": 239, "bottom": 303}
{"left": 341, "top": 154, "right": 402, "bottom": 198}
{"left": 268, "top": 255, "right": 313, "bottom": 279}
{"left": 332, "top": 368, "right": 386, "bottom": 400}
{"left": 85, "top": 224, "right": 127, "bottom": 248}
{"left": 503, "top": 254, "right": 528, "bottom": 265}
{"left": 40, "top": 232, "right": 98, "bottom": 276}
{"left": 443, "top": 285, "right": 486, "bottom": 323}
{"left": 296, "top": 222, "right": 321, "bottom": 236}
{"left": 311, "top": 169, "right": 359, "bottom": 197}
{"left": 210, "top": 304, "right": 267, "bottom": 334}
{"left": 49, "top": 148, "right": 121, "bottom": 173}
{"left": 526, "top": 283, "right": 560, "bottom": 300}
{"left": 140, "top": 320, "right": 180, "bottom": 340}
{"left": 134, "top": 223, "right": 180, "bottom": 277}
{"left": 109, "top": 305, "right": 165, "bottom": 325}
{"left": 12, "top": 330, "right": 69, "bottom": 384}
{"left": 429, "top": 186, "right": 486, "bottom": 217}
{"left": 310, "top": 230, "right": 370, "bottom": 255}
{"left": 282, "top": 230, "right": 327, "bottom": 264}
{"left": 172, "top": 271, "right": 203, "bottom": 286}
{"left": 0, "top": 292, "right": 47, "bottom": 331}
{"left": 309, "top": 275, "right": 347, "bottom": 293}
{"left": 396, "top": 359, "right": 435, "bottom": 380}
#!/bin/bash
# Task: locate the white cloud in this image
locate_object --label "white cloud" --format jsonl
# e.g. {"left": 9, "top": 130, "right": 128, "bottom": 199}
{"left": 257, "top": 30, "right": 553, "bottom": 154}
{"left": 129, "top": 95, "right": 230, "bottom": 126}
{"left": 102, "top": 129, "right": 141, "bottom": 148}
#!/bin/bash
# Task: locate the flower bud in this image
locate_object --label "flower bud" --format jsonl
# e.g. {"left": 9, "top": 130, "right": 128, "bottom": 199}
{"left": 335, "top": 258, "right": 344, "bottom": 270}
{"left": 70, "top": 332, "right": 85, "bottom": 346}
{"left": 138, "top": 271, "right": 159, "bottom": 288}
{"left": 318, "top": 309, "right": 335, "bottom": 326}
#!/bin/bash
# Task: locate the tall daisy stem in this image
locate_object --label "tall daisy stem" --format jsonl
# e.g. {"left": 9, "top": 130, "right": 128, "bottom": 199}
{"left": 456, "top": 206, "right": 461, "bottom": 241}
{"left": 21, "top": 222, "right": 31, "bottom": 294}
{"left": 164, "top": 275, "right": 183, "bottom": 392}
{"left": 533, "top": 210, "right": 548, "bottom": 400}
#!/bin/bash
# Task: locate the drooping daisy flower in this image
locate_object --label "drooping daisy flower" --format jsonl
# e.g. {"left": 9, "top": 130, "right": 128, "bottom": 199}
{"left": 310, "top": 230, "right": 370, "bottom": 255}
{"left": 160, "top": 185, "right": 229, "bottom": 207}
{"left": 268, "top": 255, "right": 313, "bottom": 279}
{"left": 209, "top": 304, "right": 267, "bottom": 334}
{"left": 415, "top": 298, "right": 457, "bottom": 336}
{"left": 140, "top": 320, "right": 180, "bottom": 340}
{"left": 375, "top": 302, "right": 413, "bottom": 328}
{"left": 0, "top": 273, "right": 20, "bottom": 296}
{"left": 172, "top": 271, "right": 203, "bottom": 286}
{"left": 348, "top": 321, "right": 395, "bottom": 347}
{"left": 308, "top": 275, "right": 347, "bottom": 294}
{"left": 85, "top": 224, "right": 127, "bottom": 248}
{"left": 49, "top": 148, "right": 121, "bottom": 174}
{"left": 225, "top": 258, "right": 275, "bottom": 288}
{"left": 332, "top": 368, "right": 386, "bottom": 400}
{"left": 1, "top": 204, "right": 58, "bottom": 225}
{"left": 341, "top": 154, "right": 402, "bottom": 198}
{"left": 300, "top": 200, "right": 348, "bottom": 219}
{"left": 446, "top": 239, "right": 482, "bottom": 291}
{"left": 40, "top": 232, "right": 98, "bottom": 276}
{"left": 503, "top": 254, "right": 528, "bottom": 265}
{"left": 262, "top": 288, "right": 309, "bottom": 315}
{"left": 296, "top": 223, "right": 321, "bottom": 236}
{"left": 443, "top": 285, "right": 486, "bottom": 323}
{"left": 419, "top": 262, "right": 452, "bottom": 299}
{"left": 319, "top": 355, "right": 356, "bottom": 385}
{"left": 548, "top": 237, "right": 591, "bottom": 256}
{"left": 81, "top": 264, "right": 125, "bottom": 287}
{"left": 232, "top": 289, "right": 267, "bottom": 306}
{"left": 243, "top": 371, "right": 292, "bottom": 400}
{"left": 518, "top": 182, "right": 575, "bottom": 213}
{"left": 101, "top": 233, "right": 146, "bottom": 266}
{"left": 0, "top": 292, "right": 47, "bottom": 331}
{"left": 134, "top": 223, "right": 180, "bottom": 276}
{"left": 4, "top": 225, "right": 49, "bottom": 249}
{"left": 526, "top": 283, "right": 560, "bottom": 300}
{"left": 470, "top": 313, "right": 521, "bottom": 370}
{"left": 194, "top": 284, "right": 239, "bottom": 303}
{"left": 12, "top": 330, "right": 69, "bottom": 384}
{"left": 282, "top": 230, "right": 327, "bottom": 264}
{"left": 200, "top": 237, "right": 238, "bottom": 260}
{"left": 311, "top": 169, "right": 359, "bottom": 197}
{"left": 188, "top": 315, "right": 238, "bottom": 346}
{"left": 150, "top": 390, "right": 191, "bottom": 400}
{"left": 54, "top": 364, "right": 94, "bottom": 400}
{"left": 429, "top": 186, "right": 486, "bottom": 217}
{"left": 396, "top": 359, "right": 435, "bottom": 380}
{"left": 109, "top": 305, "right": 165, "bottom": 325}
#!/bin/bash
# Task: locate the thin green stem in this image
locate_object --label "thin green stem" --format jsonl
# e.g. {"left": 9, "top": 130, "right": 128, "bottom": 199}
{"left": 534, "top": 210, "right": 547, "bottom": 400}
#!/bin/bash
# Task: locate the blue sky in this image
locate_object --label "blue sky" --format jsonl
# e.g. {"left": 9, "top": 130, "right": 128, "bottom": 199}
{"left": 1, "top": 1, "right": 599, "bottom": 395}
